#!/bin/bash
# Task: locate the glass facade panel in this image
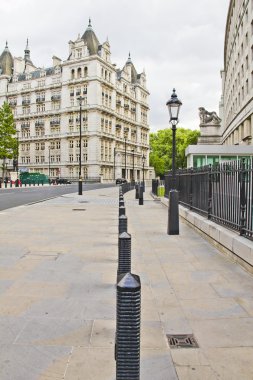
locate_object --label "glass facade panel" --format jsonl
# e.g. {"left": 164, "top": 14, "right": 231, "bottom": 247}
{"left": 193, "top": 155, "right": 206, "bottom": 168}
{"left": 220, "top": 156, "right": 237, "bottom": 162}
{"left": 206, "top": 156, "right": 219, "bottom": 165}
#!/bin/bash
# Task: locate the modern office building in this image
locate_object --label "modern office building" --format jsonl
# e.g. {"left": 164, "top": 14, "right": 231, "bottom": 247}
{"left": 0, "top": 20, "right": 150, "bottom": 181}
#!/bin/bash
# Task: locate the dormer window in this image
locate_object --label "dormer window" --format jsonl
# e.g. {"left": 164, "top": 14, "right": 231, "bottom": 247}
{"left": 76, "top": 48, "right": 82, "bottom": 58}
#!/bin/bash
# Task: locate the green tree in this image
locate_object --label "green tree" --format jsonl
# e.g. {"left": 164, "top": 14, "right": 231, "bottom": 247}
{"left": 149, "top": 127, "right": 200, "bottom": 176}
{"left": 0, "top": 101, "right": 17, "bottom": 176}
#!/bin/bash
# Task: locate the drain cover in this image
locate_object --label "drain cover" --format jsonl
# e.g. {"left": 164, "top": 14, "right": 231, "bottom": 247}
{"left": 72, "top": 208, "right": 86, "bottom": 211}
{"left": 166, "top": 334, "right": 199, "bottom": 349}
{"left": 79, "top": 201, "right": 89, "bottom": 203}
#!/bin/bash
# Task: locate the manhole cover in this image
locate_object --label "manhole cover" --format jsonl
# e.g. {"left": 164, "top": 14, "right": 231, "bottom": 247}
{"left": 72, "top": 209, "right": 86, "bottom": 211}
{"left": 79, "top": 201, "right": 89, "bottom": 203}
{"left": 166, "top": 334, "right": 199, "bottom": 349}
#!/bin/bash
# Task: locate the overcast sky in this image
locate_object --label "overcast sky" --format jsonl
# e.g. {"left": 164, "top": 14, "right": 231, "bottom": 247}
{"left": 0, "top": 0, "right": 230, "bottom": 132}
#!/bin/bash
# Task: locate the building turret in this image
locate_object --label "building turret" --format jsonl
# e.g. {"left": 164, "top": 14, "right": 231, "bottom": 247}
{"left": 81, "top": 18, "right": 100, "bottom": 55}
{"left": 24, "top": 38, "right": 33, "bottom": 66}
{"left": 0, "top": 42, "right": 14, "bottom": 76}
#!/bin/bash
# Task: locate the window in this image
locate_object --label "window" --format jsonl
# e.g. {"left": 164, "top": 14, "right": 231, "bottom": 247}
{"left": 56, "top": 155, "right": 61, "bottom": 162}
{"left": 69, "top": 140, "right": 74, "bottom": 148}
{"left": 56, "top": 141, "right": 61, "bottom": 149}
{"left": 76, "top": 140, "right": 80, "bottom": 148}
{"left": 35, "top": 156, "right": 40, "bottom": 163}
{"left": 193, "top": 155, "right": 206, "bottom": 168}
{"left": 40, "top": 156, "right": 45, "bottom": 163}
{"left": 77, "top": 67, "right": 82, "bottom": 78}
{"left": 35, "top": 143, "right": 40, "bottom": 150}
{"left": 69, "top": 154, "right": 73, "bottom": 162}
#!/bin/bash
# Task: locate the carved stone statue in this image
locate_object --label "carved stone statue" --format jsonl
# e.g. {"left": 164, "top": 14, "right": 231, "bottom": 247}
{"left": 199, "top": 107, "right": 221, "bottom": 125}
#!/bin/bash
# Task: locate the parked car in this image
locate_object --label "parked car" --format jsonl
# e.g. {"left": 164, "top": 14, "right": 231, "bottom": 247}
{"left": 55, "top": 178, "right": 72, "bottom": 184}
{"left": 116, "top": 178, "right": 127, "bottom": 185}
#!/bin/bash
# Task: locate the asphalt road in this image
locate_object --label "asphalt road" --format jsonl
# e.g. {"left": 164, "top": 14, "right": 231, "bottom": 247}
{"left": 0, "top": 183, "right": 115, "bottom": 211}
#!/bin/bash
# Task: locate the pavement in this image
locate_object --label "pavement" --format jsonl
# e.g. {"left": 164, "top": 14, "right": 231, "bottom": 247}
{"left": 0, "top": 186, "right": 253, "bottom": 380}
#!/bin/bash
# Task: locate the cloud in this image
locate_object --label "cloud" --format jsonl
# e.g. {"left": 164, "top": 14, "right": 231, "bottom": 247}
{"left": 0, "top": 0, "right": 230, "bottom": 132}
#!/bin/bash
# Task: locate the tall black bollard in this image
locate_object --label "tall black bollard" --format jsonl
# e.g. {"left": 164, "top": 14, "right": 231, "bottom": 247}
{"left": 139, "top": 186, "right": 143, "bottom": 205}
{"left": 135, "top": 184, "right": 139, "bottom": 199}
{"left": 119, "top": 214, "right": 128, "bottom": 234}
{"left": 119, "top": 205, "right": 125, "bottom": 217}
{"left": 116, "top": 273, "right": 141, "bottom": 380}
{"left": 118, "top": 232, "right": 131, "bottom": 276}
{"left": 119, "top": 199, "right": 124, "bottom": 207}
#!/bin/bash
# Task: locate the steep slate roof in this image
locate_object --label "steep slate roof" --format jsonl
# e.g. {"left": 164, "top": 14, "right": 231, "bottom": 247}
{"left": 125, "top": 53, "right": 138, "bottom": 83}
{"left": 0, "top": 42, "right": 14, "bottom": 76}
{"left": 81, "top": 19, "right": 100, "bottom": 55}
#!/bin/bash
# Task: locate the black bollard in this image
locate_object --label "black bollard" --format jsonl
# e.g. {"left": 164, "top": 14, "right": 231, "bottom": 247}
{"left": 116, "top": 273, "right": 141, "bottom": 380}
{"left": 119, "top": 205, "right": 125, "bottom": 217}
{"left": 10, "top": 181, "right": 12, "bottom": 188}
{"left": 118, "top": 232, "right": 131, "bottom": 276}
{"left": 138, "top": 185, "right": 143, "bottom": 205}
{"left": 119, "top": 199, "right": 124, "bottom": 207}
{"left": 135, "top": 184, "right": 139, "bottom": 199}
{"left": 119, "top": 214, "right": 128, "bottom": 234}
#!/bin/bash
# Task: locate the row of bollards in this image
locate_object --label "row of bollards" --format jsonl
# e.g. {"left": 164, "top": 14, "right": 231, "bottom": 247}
{"left": 115, "top": 186, "right": 141, "bottom": 380}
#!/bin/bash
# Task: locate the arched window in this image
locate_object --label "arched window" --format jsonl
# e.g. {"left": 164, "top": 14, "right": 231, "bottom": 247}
{"left": 84, "top": 66, "right": 88, "bottom": 77}
{"left": 77, "top": 67, "right": 82, "bottom": 78}
{"left": 71, "top": 69, "right": 75, "bottom": 80}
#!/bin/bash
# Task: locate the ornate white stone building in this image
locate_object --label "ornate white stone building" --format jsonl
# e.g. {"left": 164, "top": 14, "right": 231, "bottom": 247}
{"left": 0, "top": 20, "right": 150, "bottom": 181}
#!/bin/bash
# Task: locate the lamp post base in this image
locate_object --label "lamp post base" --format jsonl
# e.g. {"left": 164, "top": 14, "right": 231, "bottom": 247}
{"left": 167, "top": 189, "right": 179, "bottom": 235}
{"left": 78, "top": 179, "right": 82, "bottom": 195}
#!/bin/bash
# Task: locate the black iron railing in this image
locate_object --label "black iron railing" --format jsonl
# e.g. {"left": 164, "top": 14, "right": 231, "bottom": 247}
{"left": 158, "top": 158, "right": 253, "bottom": 240}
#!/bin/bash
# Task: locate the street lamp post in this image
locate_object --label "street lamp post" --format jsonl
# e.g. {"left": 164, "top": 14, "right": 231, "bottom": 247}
{"left": 131, "top": 149, "right": 135, "bottom": 182}
{"left": 114, "top": 147, "right": 116, "bottom": 181}
{"left": 78, "top": 96, "right": 84, "bottom": 195}
{"left": 48, "top": 146, "right": 51, "bottom": 184}
{"left": 142, "top": 153, "right": 145, "bottom": 192}
{"left": 15, "top": 130, "right": 20, "bottom": 187}
{"left": 166, "top": 88, "right": 182, "bottom": 235}
{"left": 123, "top": 128, "right": 129, "bottom": 180}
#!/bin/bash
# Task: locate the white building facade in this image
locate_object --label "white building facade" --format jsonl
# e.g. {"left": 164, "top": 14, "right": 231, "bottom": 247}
{"left": 0, "top": 21, "right": 150, "bottom": 181}
{"left": 220, "top": 0, "right": 253, "bottom": 145}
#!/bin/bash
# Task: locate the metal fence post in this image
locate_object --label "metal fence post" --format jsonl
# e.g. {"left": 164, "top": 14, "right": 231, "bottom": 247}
{"left": 208, "top": 164, "right": 212, "bottom": 220}
{"left": 116, "top": 273, "right": 141, "bottom": 380}
{"left": 240, "top": 158, "right": 246, "bottom": 236}
{"left": 119, "top": 215, "right": 128, "bottom": 234}
{"left": 189, "top": 168, "right": 193, "bottom": 210}
{"left": 118, "top": 232, "right": 131, "bottom": 276}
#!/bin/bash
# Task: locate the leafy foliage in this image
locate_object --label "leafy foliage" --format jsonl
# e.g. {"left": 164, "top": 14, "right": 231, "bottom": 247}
{"left": 149, "top": 127, "right": 200, "bottom": 176}
{"left": 0, "top": 101, "right": 17, "bottom": 160}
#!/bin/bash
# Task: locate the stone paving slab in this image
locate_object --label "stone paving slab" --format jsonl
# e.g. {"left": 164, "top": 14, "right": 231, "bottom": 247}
{"left": 0, "top": 187, "right": 253, "bottom": 379}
